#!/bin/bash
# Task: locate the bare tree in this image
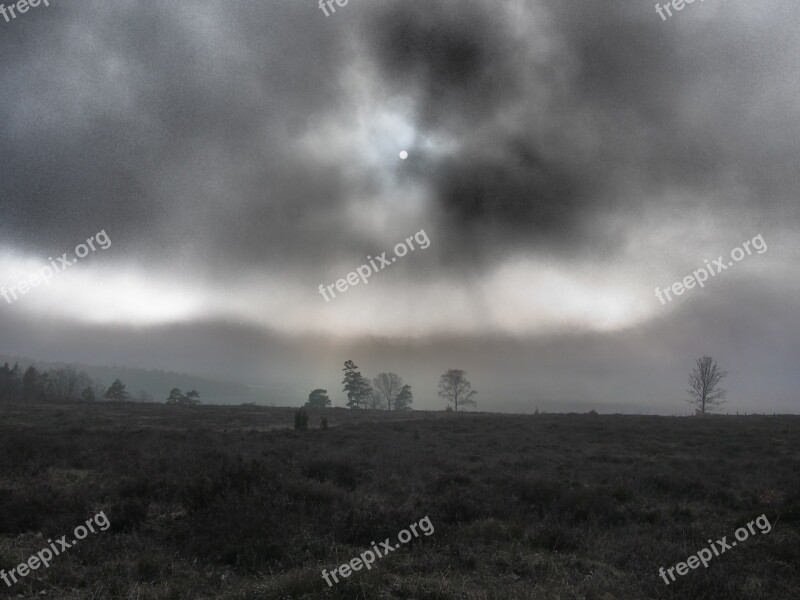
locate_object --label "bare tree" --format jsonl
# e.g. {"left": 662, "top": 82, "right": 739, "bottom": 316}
{"left": 49, "top": 366, "right": 90, "bottom": 402}
{"left": 687, "top": 356, "right": 728, "bottom": 415}
{"left": 362, "top": 385, "right": 384, "bottom": 409}
{"left": 438, "top": 369, "right": 477, "bottom": 412}
{"left": 373, "top": 372, "right": 402, "bottom": 410}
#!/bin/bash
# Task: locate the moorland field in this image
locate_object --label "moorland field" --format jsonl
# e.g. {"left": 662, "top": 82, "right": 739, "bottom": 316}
{"left": 0, "top": 403, "right": 798, "bottom": 599}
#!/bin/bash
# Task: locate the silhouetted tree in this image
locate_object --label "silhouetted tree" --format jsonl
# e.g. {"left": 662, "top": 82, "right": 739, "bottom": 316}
{"left": 306, "top": 389, "right": 332, "bottom": 408}
{"left": 104, "top": 379, "right": 131, "bottom": 402}
{"left": 49, "top": 366, "right": 92, "bottom": 402}
{"left": 166, "top": 387, "right": 185, "bottom": 404}
{"left": 687, "top": 356, "right": 728, "bottom": 415}
{"left": 166, "top": 387, "right": 200, "bottom": 405}
{"left": 363, "top": 383, "right": 381, "bottom": 409}
{"left": 373, "top": 372, "right": 402, "bottom": 410}
{"left": 395, "top": 384, "right": 414, "bottom": 410}
{"left": 21, "top": 365, "right": 41, "bottom": 403}
{"left": 82, "top": 386, "right": 98, "bottom": 402}
{"left": 438, "top": 369, "right": 477, "bottom": 412}
{"left": 342, "top": 360, "right": 371, "bottom": 409}
{"left": 0, "top": 363, "right": 21, "bottom": 402}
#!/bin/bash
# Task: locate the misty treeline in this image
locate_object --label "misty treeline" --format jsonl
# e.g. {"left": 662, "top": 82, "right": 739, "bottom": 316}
{"left": 0, "top": 362, "right": 104, "bottom": 403}
{"left": 0, "top": 362, "right": 199, "bottom": 405}
{"left": 306, "top": 361, "right": 478, "bottom": 411}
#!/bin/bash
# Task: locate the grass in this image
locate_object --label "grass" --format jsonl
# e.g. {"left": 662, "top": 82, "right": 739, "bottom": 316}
{"left": 0, "top": 403, "right": 797, "bottom": 599}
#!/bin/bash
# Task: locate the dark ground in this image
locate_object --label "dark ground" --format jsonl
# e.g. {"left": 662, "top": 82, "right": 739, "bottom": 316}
{"left": 0, "top": 403, "right": 798, "bottom": 599}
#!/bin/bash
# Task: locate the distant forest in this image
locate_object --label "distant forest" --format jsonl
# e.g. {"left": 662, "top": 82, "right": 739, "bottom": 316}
{"left": 0, "top": 362, "right": 109, "bottom": 403}
{"left": 0, "top": 357, "right": 271, "bottom": 405}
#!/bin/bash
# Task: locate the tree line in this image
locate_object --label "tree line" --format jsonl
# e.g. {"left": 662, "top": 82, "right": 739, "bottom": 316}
{"left": 0, "top": 363, "right": 102, "bottom": 403}
{"left": 0, "top": 363, "right": 200, "bottom": 405}
{"left": 304, "top": 361, "right": 478, "bottom": 412}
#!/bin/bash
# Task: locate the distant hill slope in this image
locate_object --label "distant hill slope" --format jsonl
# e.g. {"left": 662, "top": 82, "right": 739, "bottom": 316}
{"left": 0, "top": 354, "right": 278, "bottom": 405}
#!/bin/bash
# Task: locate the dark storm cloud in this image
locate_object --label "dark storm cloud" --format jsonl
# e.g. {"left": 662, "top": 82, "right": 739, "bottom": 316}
{"left": 365, "top": 0, "right": 520, "bottom": 129}
{"left": 363, "top": 0, "right": 598, "bottom": 252}
{"left": 438, "top": 138, "right": 578, "bottom": 226}
{"left": 1, "top": 0, "right": 799, "bottom": 274}
{"left": 363, "top": 0, "right": 800, "bottom": 257}
{"left": 0, "top": 0, "right": 372, "bottom": 270}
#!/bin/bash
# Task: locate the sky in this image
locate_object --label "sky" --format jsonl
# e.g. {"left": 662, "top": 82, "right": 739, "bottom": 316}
{"left": 0, "top": 0, "right": 798, "bottom": 413}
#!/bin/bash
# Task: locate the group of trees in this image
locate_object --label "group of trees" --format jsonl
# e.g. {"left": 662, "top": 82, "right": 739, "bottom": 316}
{"left": 2, "top": 355, "right": 726, "bottom": 414}
{"left": 0, "top": 363, "right": 201, "bottom": 406}
{"left": 341, "top": 360, "right": 414, "bottom": 410}
{"left": 305, "top": 361, "right": 416, "bottom": 410}
{"left": 306, "top": 362, "right": 479, "bottom": 412}
{"left": 166, "top": 388, "right": 201, "bottom": 405}
{"left": 0, "top": 363, "right": 103, "bottom": 403}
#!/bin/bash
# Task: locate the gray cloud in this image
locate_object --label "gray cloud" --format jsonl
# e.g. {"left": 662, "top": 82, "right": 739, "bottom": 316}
{"left": 2, "top": 0, "right": 799, "bottom": 269}
{"left": 0, "top": 0, "right": 798, "bottom": 412}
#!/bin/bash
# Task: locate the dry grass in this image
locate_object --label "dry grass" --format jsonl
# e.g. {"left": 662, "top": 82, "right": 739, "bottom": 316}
{"left": 0, "top": 403, "right": 798, "bottom": 599}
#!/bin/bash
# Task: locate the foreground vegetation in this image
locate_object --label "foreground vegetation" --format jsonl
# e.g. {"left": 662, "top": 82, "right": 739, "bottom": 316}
{"left": 0, "top": 403, "right": 797, "bottom": 599}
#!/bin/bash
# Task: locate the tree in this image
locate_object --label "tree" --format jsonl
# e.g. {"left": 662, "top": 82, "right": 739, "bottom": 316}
{"left": 342, "top": 360, "right": 371, "bottom": 409}
{"left": 104, "top": 379, "right": 130, "bottom": 402}
{"left": 364, "top": 383, "right": 382, "bottom": 409}
{"left": 185, "top": 389, "right": 201, "bottom": 405}
{"left": 49, "top": 367, "right": 90, "bottom": 402}
{"left": 395, "top": 384, "right": 414, "bottom": 410}
{"left": 687, "top": 356, "right": 728, "bottom": 415}
{"left": 306, "top": 389, "right": 332, "bottom": 408}
{"left": 373, "top": 372, "right": 402, "bottom": 410}
{"left": 82, "top": 378, "right": 103, "bottom": 403}
{"left": 166, "top": 388, "right": 186, "bottom": 404}
{"left": 82, "top": 386, "right": 98, "bottom": 402}
{"left": 438, "top": 369, "right": 477, "bottom": 412}
{"left": 21, "top": 365, "right": 41, "bottom": 403}
{"left": 0, "top": 363, "right": 21, "bottom": 402}
{"left": 166, "top": 388, "right": 200, "bottom": 405}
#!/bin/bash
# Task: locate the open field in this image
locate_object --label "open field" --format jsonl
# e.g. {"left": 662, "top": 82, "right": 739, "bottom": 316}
{"left": 0, "top": 404, "right": 798, "bottom": 599}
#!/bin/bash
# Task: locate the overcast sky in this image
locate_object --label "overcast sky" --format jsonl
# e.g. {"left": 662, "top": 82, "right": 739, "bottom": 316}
{"left": 1, "top": 0, "right": 798, "bottom": 413}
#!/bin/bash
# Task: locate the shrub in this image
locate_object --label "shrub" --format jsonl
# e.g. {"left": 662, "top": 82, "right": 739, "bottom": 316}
{"left": 110, "top": 497, "right": 149, "bottom": 532}
{"left": 294, "top": 408, "right": 309, "bottom": 431}
{"left": 301, "top": 459, "right": 359, "bottom": 489}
